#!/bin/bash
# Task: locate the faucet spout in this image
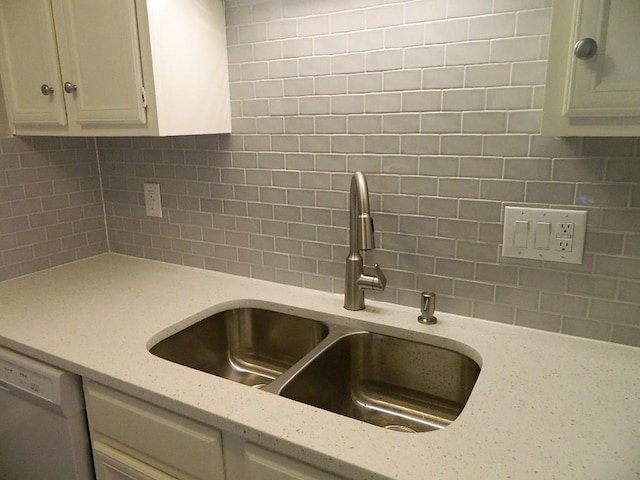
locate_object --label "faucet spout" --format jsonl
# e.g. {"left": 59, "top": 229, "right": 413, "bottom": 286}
{"left": 350, "top": 172, "right": 375, "bottom": 251}
{"left": 344, "top": 172, "right": 386, "bottom": 311}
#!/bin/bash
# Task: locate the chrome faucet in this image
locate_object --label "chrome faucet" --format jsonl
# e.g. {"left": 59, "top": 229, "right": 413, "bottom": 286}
{"left": 344, "top": 172, "right": 386, "bottom": 310}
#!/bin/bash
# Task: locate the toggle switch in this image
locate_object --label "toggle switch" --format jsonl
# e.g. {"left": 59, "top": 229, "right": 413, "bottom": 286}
{"left": 514, "top": 220, "right": 529, "bottom": 247}
{"left": 535, "top": 222, "right": 550, "bottom": 249}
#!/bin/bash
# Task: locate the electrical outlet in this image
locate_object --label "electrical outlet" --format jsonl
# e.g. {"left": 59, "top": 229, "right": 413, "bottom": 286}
{"left": 557, "top": 223, "right": 574, "bottom": 238}
{"left": 143, "top": 182, "right": 162, "bottom": 218}
{"left": 555, "top": 239, "right": 573, "bottom": 252}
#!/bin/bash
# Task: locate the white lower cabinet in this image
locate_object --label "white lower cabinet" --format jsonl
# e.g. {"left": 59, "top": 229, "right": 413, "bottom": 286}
{"left": 223, "top": 433, "right": 346, "bottom": 480}
{"left": 84, "top": 382, "right": 225, "bottom": 480}
{"left": 84, "top": 382, "right": 348, "bottom": 480}
{"left": 93, "top": 442, "right": 177, "bottom": 480}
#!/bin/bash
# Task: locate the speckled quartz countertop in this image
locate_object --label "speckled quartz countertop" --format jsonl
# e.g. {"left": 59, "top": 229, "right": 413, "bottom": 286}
{"left": 0, "top": 253, "right": 638, "bottom": 479}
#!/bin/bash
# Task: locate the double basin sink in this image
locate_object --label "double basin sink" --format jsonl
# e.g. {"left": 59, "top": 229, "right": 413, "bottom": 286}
{"left": 149, "top": 307, "right": 480, "bottom": 433}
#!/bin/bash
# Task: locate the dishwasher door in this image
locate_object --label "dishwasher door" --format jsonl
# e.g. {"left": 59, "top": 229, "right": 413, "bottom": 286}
{"left": 0, "top": 347, "right": 94, "bottom": 480}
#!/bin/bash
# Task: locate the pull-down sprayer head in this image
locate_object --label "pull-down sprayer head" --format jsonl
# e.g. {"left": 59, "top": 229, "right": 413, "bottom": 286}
{"left": 357, "top": 213, "right": 375, "bottom": 251}
{"left": 350, "top": 172, "right": 375, "bottom": 253}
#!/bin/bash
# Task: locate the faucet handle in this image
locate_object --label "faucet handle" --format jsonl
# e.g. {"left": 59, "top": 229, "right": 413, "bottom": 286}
{"left": 373, "top": 263, "right": 386, "bottom": 290}
{"left": 356, "top": 263, "right": 387, "bottom": 291}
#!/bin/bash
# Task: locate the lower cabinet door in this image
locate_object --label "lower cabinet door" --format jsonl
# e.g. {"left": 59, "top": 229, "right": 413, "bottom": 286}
{"left": 243, "top": 444, "right": 345, "bottom": 480}
{"left": 93, "top": 442, "right": 177, "bottom": 480}
{"left": 85, "top": 383, "right": 225, "bottom": 480}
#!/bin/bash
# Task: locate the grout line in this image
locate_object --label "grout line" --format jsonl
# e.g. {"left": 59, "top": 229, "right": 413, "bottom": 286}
{"left": 92, "top": 137, "right": 111, "bottom": 252}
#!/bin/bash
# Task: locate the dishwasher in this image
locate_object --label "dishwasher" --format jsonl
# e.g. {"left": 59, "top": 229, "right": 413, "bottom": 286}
{"left": 0, "top": 346, "right": 94, "bottom": 479}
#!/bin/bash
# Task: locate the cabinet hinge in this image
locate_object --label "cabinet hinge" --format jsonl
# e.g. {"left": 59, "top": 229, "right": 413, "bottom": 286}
{"left": 140, "top": 87, "right": 148, "bottom": 109}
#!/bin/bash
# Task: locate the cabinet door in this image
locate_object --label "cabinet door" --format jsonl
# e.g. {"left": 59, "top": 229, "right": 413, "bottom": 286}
{"left": 85, "top": 383, "right": 225, "bottom": 480}
{"left": 52, "top": 0, "right": 147, "bottom": 126}
{"left": 566, "top": 0, "right": 640, "bottom": 117}
{"left": 243, "top": 444, "right": 346, "bottom": 480}
{"left": 0, "top": 0, "right": 67, "bottom": 127}
{"left": 542, "top": 0, "right": 640, "bottom": 135}
{"left": 93, "top": 442, "right": 176, "bottom": 480}
{"left": 93, "top": 442, "right": 177, "bottom": 480}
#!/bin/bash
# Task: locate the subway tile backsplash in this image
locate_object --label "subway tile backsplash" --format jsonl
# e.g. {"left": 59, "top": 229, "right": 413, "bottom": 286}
{"left": 2, "top": 0, "right": 640, "bottom": 347}
{"left": 0, "top": 136, "right": 107, "bottom": 280}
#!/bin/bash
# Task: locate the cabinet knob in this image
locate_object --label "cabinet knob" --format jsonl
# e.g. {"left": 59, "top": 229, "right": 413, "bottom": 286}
{"left": 574, "top": 38, "right": 598, "bottom": 60}
{"left": 40, "top": 84, "right": 54, "bottom": 96}
{"left": 64, "top": 81, "right": 78, "bottom": 94}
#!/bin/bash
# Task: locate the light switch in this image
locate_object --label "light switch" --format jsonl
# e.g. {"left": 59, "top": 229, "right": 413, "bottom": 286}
{"left": 514, "top": 220, "right": 529, "bottom": 247}
{"left": 535, "top": 222, "right": 551, "bottom": 249}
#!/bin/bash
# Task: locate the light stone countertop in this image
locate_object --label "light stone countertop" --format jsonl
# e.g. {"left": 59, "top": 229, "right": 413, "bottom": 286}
{"left": 0, "top": 253, "right": 638, "bottom": 480}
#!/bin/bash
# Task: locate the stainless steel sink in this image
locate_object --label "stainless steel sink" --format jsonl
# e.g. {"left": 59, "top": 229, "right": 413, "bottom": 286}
{"left": 150, "top": 308, "right": 480, "bottom": 433}
{"left": 277, "top": 332, "right": 480, "bottom": 433}
{"left": 149, "top": 308, "right": 329, "bottom": 388}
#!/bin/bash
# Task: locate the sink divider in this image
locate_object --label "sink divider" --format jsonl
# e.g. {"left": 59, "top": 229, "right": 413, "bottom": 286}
{"left": 262, "top": 324, "right": 362, "bottom": 395}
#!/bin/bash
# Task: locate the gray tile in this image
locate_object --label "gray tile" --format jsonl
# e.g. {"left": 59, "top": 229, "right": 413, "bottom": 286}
{"left": 525, "top": 182, "right": 575, "bottom": 205}
{"left": 496, "top": 286, "right": 539, "bottom": 308}
{"left": 404, "top": 46, "right": 445, "bottom": 69}
{"left": 425, "top": 18, "right": 468, "bottom": 44}
{"left": 515, "top": 309, "right": 561, "bottom": 333}
{"left": 454, "top": 279, "right": 495, "bottom": 301}
{"left": 606, "top": 159, "right": 640, "bottom": 183}
{"left": 576, "top": 184, "right": 630, "bottom": 207}
{"left": 6, "top": 0, "right": 636, "bottom": 348}
{"left": 435, "top": 258, "right": 475, "bottom": 279}
{"left": 438, "top": 178, "right": 479, "bottom": 199}
{"left": 462, "top": 112, "right": 507, "bottom": 134}
{"left": 619, "top": 281, "right": 640, "bottom": 303}
{"left": 562, "top": 317, "right": 611, "bottom": 342}
{"left": 601, "top": 209, "right": 640, "bottom": 233}
{"left": 475, "top": 263, "right": 518, "bottom": 286}
{"left": 540, "top": 292, "right": 588, "bottom": 317}
{"left": 567, "top": 274, "right": 617, "bottom": 299}
{"left": 611, "top": 325, "right": 640, "bottom": 347}
{"left": 331, "top": 10, "right": 365, "bottom": 32}
{"left": 457, "top": 241, "right": 499, "bottom": 263}
{"left": 423, "top": 115, "right": 460, "bottom": 138}
{"left": 445, "top": 41, "right": 491, "bottom": 66}
{"left": 404, "top": 0, "right": 447, "bottom": 23}
{"left": 469, "top": 13, "right": 515, "bottom": 40}
{"left": 553, "top": 159, "right": 605, "bottom": 182}
{"left": 504, "top": 158, "right": 551, "bottom": 180}
{"left": 519, "top": 268, "right": 567, "bottom": 291}
{"left": 459, "top": 157, "right": 503, "bottom": 178}
{"left": 473, "top": 301, "right": 515, "bottom": 324}
{"left": 589, "top": 300, "right": 640, "bottom": 325}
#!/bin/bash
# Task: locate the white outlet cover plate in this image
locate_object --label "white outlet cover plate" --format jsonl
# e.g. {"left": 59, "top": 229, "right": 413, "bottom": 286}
{"left": 143, "top": 182, "right": 162, "bottom": 218}
{"left": 502, "top": 206, "right": 588, "bottom": 264}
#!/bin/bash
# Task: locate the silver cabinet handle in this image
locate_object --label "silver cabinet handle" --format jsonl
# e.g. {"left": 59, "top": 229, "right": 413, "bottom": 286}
{"left": 64, "top": 81, "right": 77, "bottom": 94}
{"left": 40, "top": 84, "right": 54, "bottom": 96}
{"left": 574, "top": 38, "right": 598, "bottom": 59}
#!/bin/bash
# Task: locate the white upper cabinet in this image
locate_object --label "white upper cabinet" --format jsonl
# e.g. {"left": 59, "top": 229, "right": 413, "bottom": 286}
{"left": 0, "top": 0, "right": 231, "bottom": 136}
{"left": 0, "top": 0, "right": 67, "bottom": 128}
{"left": 54, "top": 0, "right": 148, "bottom": 128}
{"left": 542, "top": 0, "right": 640, "bottom": 136}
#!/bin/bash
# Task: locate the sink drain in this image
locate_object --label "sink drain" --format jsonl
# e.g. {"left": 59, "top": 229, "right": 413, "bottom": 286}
{"left": 384, "top": 424, "right": 417, "bottom": 433}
